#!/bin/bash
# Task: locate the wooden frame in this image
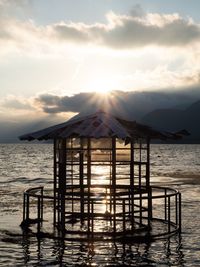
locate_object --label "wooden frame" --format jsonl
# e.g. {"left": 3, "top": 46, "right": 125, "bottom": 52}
{"left": 53, "top": 136, "right": 152, "bottom": 236}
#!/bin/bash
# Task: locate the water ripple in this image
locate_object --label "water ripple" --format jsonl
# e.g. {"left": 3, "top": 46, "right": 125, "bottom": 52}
{"left": 0, "top": 144, "right": 199, "bottom": 266}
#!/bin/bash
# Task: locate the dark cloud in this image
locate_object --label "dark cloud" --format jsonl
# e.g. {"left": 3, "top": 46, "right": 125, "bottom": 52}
{"left": 104, "top": 17, "right": 200, "bottom": 48}
{"left": 35, "top": 88, "right": 200, "bottom": 120}
{"left": 2, "top": 87, "right": 200, "bottom": 143}
{"left": 130, "top": 4, "right": 145, "bottom": 18}
{"left": 36, "top": 92, "right": 94, "bottom": 113}
{"left": 54, "top": 24, "right": 90, "bottom": 42}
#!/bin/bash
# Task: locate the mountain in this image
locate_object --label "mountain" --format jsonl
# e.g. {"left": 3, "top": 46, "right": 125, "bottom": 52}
{"left": 0, "top": 116, "right": 64, "bottom": 143}
{"left": 58, "top": 90, "right": 198, "bottom": 125}
{"left": 141, "top": 100, "right": 200, "bottom": 142}
{"left": 1, "top": 90, "right": 200, "bottom": 143}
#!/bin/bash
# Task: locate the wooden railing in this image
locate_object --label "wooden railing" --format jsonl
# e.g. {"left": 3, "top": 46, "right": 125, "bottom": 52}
{"left": 22, "top": 186, "right": 44, "bottom": 231}
{"left": 21, "top": 185, "right": 181, "bottom": 238}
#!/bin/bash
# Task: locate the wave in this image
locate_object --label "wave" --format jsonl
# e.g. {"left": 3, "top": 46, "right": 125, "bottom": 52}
{"left": 0, "top": 177, "right": 52, "bottom": 185}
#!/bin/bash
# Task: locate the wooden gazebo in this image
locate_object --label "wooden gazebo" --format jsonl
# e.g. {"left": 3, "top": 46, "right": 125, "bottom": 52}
{"left": 20, "top": 111, "right": 186, "bottom": 240}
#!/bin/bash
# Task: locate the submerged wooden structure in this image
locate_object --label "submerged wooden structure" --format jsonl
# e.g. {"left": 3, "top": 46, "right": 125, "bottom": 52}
{"left": 20, "top": 111, "right": 186, "bottom": 240}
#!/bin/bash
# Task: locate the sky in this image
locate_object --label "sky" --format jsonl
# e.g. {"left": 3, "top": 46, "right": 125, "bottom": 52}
{"left": 1, "top": 0, "right": 200, "bottom": 140}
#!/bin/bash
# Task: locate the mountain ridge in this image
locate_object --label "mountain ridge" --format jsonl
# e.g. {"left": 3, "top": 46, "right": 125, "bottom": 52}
{"left": 141, "top": 99, "right": 200, "bottom": 142}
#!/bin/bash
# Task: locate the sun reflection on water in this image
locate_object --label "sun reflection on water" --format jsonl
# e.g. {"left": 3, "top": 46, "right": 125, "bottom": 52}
{"left": 91, "top": 165, "right": 111, "bottom": 215}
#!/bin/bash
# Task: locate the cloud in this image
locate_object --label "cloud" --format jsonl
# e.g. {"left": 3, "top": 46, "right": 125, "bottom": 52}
{"left": 0, "top": 0, "right": 31, "bottom": 13}
{"left": 50, "top": 11, "right": 200, "bottom": 49}
{"left": 1, "top": 87, "right": 200, "bottom": 142}
{"left": 129, "top": 4, "right": 145, "bottom": 18}
{"left": 52, "top": 23, "right": 91, "bottom": 43}
{"left": 0, "top": 0, "right": 29, "bottom": 6}
{"left": 34, "top": 87, "right": 200, "bottom": 120}
{"left": 34, "top": 92, "right": 96, "bottom": 113}
{"left": 118, "top": 67, "right": 200, "bottom": 91}
{"left": 0, "top": 0, "right": 31, "bottom": 19}
{"left": 0, "top": 8, "right": 200, "bottom": 53}
{"left": 1, "top": 95, "right": 33, "bottom": 110}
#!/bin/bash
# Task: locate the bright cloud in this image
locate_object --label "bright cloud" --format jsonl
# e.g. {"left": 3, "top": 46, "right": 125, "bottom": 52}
{"left": 0, "top": 10, "right": 200, "bottom": 54}
{"left": 0, "top": 2, "right": 200, "bottom": 124}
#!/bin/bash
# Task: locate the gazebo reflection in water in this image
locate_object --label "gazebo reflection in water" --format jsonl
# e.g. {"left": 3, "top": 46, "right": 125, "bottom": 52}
{"left": 20, "top": 111, "right": 187, "bottom": 240}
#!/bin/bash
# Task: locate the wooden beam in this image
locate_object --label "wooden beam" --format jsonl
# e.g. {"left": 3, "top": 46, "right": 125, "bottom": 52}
{"left": 59, "top": 139, "right": 66, "bottom": 233}
{"left": 112, "top": 137, "right": 116, "bottom": 233}
{"left": 80, "top": 138, "right": 84, "bottom": 223}
{"left": 53, "top": 139, "right": 57, "bottom": 226}
{"left": 87, "top": 138, "right": 91, "bottom": 233}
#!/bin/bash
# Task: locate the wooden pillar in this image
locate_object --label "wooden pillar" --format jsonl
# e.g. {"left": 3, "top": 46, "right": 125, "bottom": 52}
{"left": 53, "top": 139, "right": 57, "bottom": 226}
{"left": 80, "top": 138, "right": 84, "bottom": 223}
{"left": 168, "top": 196, "right": 171, "bottom": 233}
{"left": 58, "top": 139, "right": 66, "bottom": 233}
{"left": 147, "top": 138, "right": 152, "bottom": 225}
{"left": 139, "top": 140, "right": 142, "bottom": 190}
{"left": 146, "top": 138, "right": 150, "bottom": 187}
{"left": 130, "top": 141, "right": 134, "bottom": 189}
{"left": 112, "top": 137, "right": 116, "bottom": 233}
{"left": 109, "top": 149, "right": 112, "bottom": 222}
{"left": 70, "top": 139, "right": 74, "bottom": 216}
{"left": 87, "top": 138, "right": 91, "bottom": 233}
{"left": 179, "top": 193, "right": 182, "bottom": 232}
{"left": 139, "top": 140, "right": 142, "bottom": 225}
{"left": 130, "top": 140, "right": 135, "bottom": 230}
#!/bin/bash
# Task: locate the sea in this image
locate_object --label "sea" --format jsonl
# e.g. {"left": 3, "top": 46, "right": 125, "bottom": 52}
{"left": 0, "top": 143, "right": 200, "bottom": 266}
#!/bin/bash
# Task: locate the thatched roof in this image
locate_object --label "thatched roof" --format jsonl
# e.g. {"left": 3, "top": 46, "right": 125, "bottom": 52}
{"left": 19, "top": 111, "right": 189, "bottom": 141}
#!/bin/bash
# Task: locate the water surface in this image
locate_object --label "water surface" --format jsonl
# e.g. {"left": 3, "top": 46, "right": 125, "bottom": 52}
{"left": 0, "top": 144, "right": 200, "bottom": 266}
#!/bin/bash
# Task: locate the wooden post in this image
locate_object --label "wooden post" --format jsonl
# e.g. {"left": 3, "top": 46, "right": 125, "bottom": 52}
{"left": 123, "top": 199, "right": 126, "bottom": 232}
{"left": 70, "top": 138, "right": 75, "bottom": 217}
{"left": 87, "top": 138, "right": 91, "bottom": 233}
{"left": 168, "top": 196, "right": 171, "bottom": 233}
{"left": 37, "top": 196, "right": 41, "bottom": 232}
{"left": 37, "top": 196, "right": 41, "bottom": 221}
{"left": 130, "top": 141, "right": 134, "bottom": 230}
{"left": 26, "top": 194, "right": 29, "bottom": 221}
{"left": 146, "top": 138, "right": 152, "bottom": 224}
{"left": 53, "top": 139, "right": 57, "bottom": 226}
{"left": 109, "top": 149, "right": 112, "bottom": 223}
{"left": 146, "top": 138, "right": 150, "bottom": 188}
{"left": 41, "top": 187, "right": 43, "bottom": 222}
{"left": 23, "top": 193, "right": 26, "bottom": 221}
{"left": 112, "top": 137, "right": 116, "bottom": 233}
{"left": 139, "top": 140, "right": 142, "bottom": 225}
{"left": 139, "top": 140, "right": 142, "bottom": 190}
{"left": 179, "top": 193, "right": 182, "bottom": 232}
{"left": 59, "top": 139, "right": 66, "bottom": 233}
{"left": 91, "top": 200, "right": 94, "bottom": 235}
{"left": 80, "top": 138, "right": 84, "bottom": 223}
{"left": 164, "top": 188, "right": 167, "bottom": 221}
{"left": 175, "top": 194, "right": 178, "bottom": 226}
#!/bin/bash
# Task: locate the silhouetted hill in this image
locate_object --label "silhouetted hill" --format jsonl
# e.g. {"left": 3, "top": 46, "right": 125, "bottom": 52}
{"left": 1, "top": 90, "right": 200, "bottom": 143}
{"left": 141, "top": 100, "right": 200, "bottom": 142}
{"left": 186, "top": 100, "right": 200, "bottom": 114}
{"left": 0, "top": 116, "right": 64, "bottom": 143}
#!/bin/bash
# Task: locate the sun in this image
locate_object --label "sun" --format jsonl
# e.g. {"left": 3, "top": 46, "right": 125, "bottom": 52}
{"left": 87, "top": 78, "right": 115, "bottom": 95}
{"left": 96, "top": 86, "right": 111, "bottom": 95}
